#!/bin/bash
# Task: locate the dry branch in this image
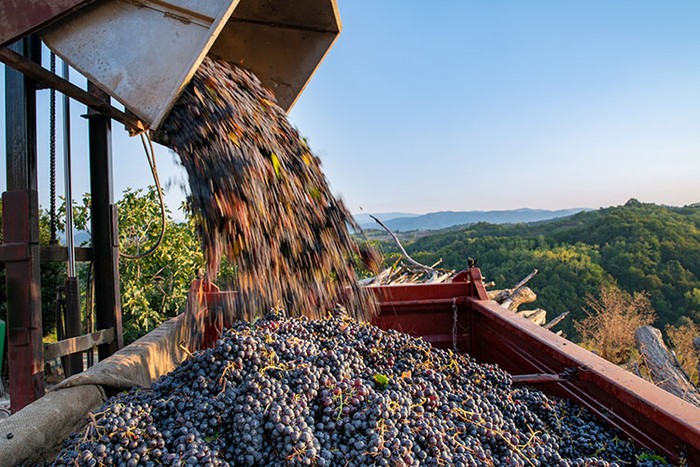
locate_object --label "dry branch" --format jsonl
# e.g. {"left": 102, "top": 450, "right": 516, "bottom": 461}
{"left": 513, "top": 269, "right": 538, "bottom": 290}
{"left": 516, "top": 308, "right": 547, "bottom": 326}
{"left": 501, "top": 287, "right": 537, "bottom": 311}
{"left": 544, "top": 311, "right": 570, "bottom": 330}
{"left": 369, "top": 215, "right": 435, "bottom": 272}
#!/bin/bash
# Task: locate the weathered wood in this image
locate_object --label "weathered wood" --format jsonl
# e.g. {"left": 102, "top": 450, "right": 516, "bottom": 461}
{"left": 39, "top": 246, "right": 92, "bottom": 263}
{"left": 500, "top": 286, "right": 536, "bottom": 311}
{"left": 544, "top": 311, "right": 570, "bottom": 330}
{"left": 513, "top": 269, "right": 538, "bottom": 290}
{"left": 489, "top": 287, "right": 537, "bottom": 310}
{"left": 635, "top": 326, "right": 700, "bottom": 407}
{"left": 487, "top": 271, "right": 539, "bottom": 312}
{"left": 516, "top": 308, "right": 547, "bottom": 326}
{"left": 44, "top": 328, "right": 114, "bottom": 361}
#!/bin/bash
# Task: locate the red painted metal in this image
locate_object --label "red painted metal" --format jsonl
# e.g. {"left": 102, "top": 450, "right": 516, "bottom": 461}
{"left": 0, "top": 0, "right": 94, "bottom": 47}
{"left": 2, "top": 191, "right": 45, "bottom": 412}
{"left": 194, "top": 267, "right": 700, "bottom": 464}
{"left": 468, "top": 298, "right": 700, "bottom": 464}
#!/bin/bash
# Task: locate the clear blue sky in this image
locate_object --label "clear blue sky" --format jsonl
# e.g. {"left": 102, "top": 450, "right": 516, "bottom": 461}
{"left": 2, "top": 0, "right": 700, "bottom": 218}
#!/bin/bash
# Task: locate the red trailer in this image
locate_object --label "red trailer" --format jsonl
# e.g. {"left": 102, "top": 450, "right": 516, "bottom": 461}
{"left": 194, "top": 267, "right": 700, "bottom": 465}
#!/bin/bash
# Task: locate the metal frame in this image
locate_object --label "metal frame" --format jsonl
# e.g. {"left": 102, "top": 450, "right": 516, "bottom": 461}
{"left": 87, "top": 83, "right": 124, "bottom": 359}
{"left": 3, "top": 36, "right": 45, "bottom": 412}
{"left": 2, "top": 37, "right": 124, "bottom": 411}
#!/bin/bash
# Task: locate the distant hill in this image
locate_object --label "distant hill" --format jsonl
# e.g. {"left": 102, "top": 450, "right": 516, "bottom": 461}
{"left": 352, "top": 212, "right": 418, "bottom": 227}
{"left": 58, "top": 230, "right": 91, "bottom": 246}
{"left": 370, "top": 200, "right": 700, "bottom": 337}
{"left": 358, "top": 208, "right": 589, "bottom": 231}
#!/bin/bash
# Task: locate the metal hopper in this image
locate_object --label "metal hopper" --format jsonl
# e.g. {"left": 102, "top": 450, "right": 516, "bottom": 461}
{"left": 36, "top": 0, "right": 341, "bottom": 129}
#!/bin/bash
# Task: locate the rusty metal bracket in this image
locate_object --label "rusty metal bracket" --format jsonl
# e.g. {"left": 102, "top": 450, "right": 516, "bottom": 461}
{"left": 511, "top": 367, "right": 582, "bottom": 385}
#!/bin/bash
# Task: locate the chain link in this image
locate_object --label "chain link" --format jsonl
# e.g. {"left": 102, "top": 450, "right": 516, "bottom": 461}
{"left": 49, "top": 52, "right": 57, "bottom": 244}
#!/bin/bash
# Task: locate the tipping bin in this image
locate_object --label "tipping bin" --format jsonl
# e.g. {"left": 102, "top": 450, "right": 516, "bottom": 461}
{"left": 3, "top": 0, "right": 341, "bottom": 130}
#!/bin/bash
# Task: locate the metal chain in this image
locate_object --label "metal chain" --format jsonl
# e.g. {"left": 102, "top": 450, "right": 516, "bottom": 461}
{"left": 49, "top": 52, "right": 57, "bottom": 244}
{"left": 452, "top": 297, "right": 459, "bottom": 351}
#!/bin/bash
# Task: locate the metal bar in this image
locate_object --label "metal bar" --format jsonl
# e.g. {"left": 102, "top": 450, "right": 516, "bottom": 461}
{"left": 43, "top": 328, "right": 114, "bottom": 361}
{"left": 0, "top": 47, "right": 146, "bottom": 133}
{"left": 3, "top": 36, "right": 45, "bottom": 413}
{"left": 62, "top": 60, "right": 76, "bottom": 279}
{"left": 39, "top": 246, "right": 92, "bottom": 262}
{"left": 62, "top": 277, "right": 83, "bottom": 376}
{"left": 88, "top": 82, "right": 124, "bottom": 359}
{"left": 60, "top": 61, "right": 83, "bottom": 376}
{"left": 511, "top": 373, "right": 566, "bottom": 385}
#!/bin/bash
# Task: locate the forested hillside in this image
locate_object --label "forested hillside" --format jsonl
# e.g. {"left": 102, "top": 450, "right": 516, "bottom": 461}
{"left": 373, "top": 200, "right": 700, "bottom": 337}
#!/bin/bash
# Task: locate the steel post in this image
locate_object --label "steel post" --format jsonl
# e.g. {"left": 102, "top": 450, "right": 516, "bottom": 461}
{"left": 3, "top": 36, "right": 44, "bottom": 412}
{"left": 61, "top": 62, "right": 83, "bottom": 376}
{"left": 87, "top": 83, "right": 123, "bottom": 359}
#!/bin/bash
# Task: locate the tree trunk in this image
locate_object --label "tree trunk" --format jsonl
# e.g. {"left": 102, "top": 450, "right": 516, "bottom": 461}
{"left": 635, "top": 326, "right": 700, "bottom": 407}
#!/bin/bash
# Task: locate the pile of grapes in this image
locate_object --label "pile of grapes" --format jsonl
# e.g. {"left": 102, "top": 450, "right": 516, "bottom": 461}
{"left": 51, "top": 313, "right": 667, "bottom": 466}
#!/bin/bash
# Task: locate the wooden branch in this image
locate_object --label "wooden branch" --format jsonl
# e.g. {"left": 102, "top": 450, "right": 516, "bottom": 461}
{"left": 635, "top": 326, "right": 700, "bottom": 407}
{"left": 516, "top": 308, "right": 547, "bottom": 326}
{"left": 501, "top": 286, "right": 536, "bottom": 311}
{"left": 370, "top": 215, "right": 435, "bottom": 272}
{"left": 544, "top": 311, "right": 570, "bottom": 330}
{"left": 489, "top": 270, "right": 538, "bottom": 311}
{"left": 513, "top": 269, "right": 538, "bottom": 290}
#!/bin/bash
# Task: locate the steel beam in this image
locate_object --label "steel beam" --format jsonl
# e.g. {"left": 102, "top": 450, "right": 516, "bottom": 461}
{"left": 3, "top": 36, "right": 44, "bottom": 412}
{"left": 87, "top": 83, "right": 124, "bottom": 359}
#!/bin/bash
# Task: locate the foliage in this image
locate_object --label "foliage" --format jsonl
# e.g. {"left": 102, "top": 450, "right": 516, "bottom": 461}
{"left": 665, "top": 319, "right": 700, "bottom": 384}
{"left": 117, "top": 187, "right": 204, "bottom": 342}
{"left": 575, "top": 285, "right": 656, "bottom": 364}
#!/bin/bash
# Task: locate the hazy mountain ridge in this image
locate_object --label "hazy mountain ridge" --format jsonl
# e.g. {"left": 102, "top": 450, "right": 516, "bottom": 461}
{"left": 352, "top": 212, "right": 418, "bottom": 226}
{"left": 357, "top": 208, "right": 590, "bottom": 231}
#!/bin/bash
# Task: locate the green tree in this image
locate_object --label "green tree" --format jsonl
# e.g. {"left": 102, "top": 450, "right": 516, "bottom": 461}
{"left": 116, "top": 187, "right": 204, "bottom": 342}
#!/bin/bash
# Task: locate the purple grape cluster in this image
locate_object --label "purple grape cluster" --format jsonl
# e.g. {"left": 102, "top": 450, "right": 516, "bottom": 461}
{"left": 50, "top": 312, "right": 669, "bottom": 466}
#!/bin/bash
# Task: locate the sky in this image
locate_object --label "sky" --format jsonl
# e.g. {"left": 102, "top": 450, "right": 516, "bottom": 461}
{"left": 2, "top": 0, "right": 700, "bottom": 218}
